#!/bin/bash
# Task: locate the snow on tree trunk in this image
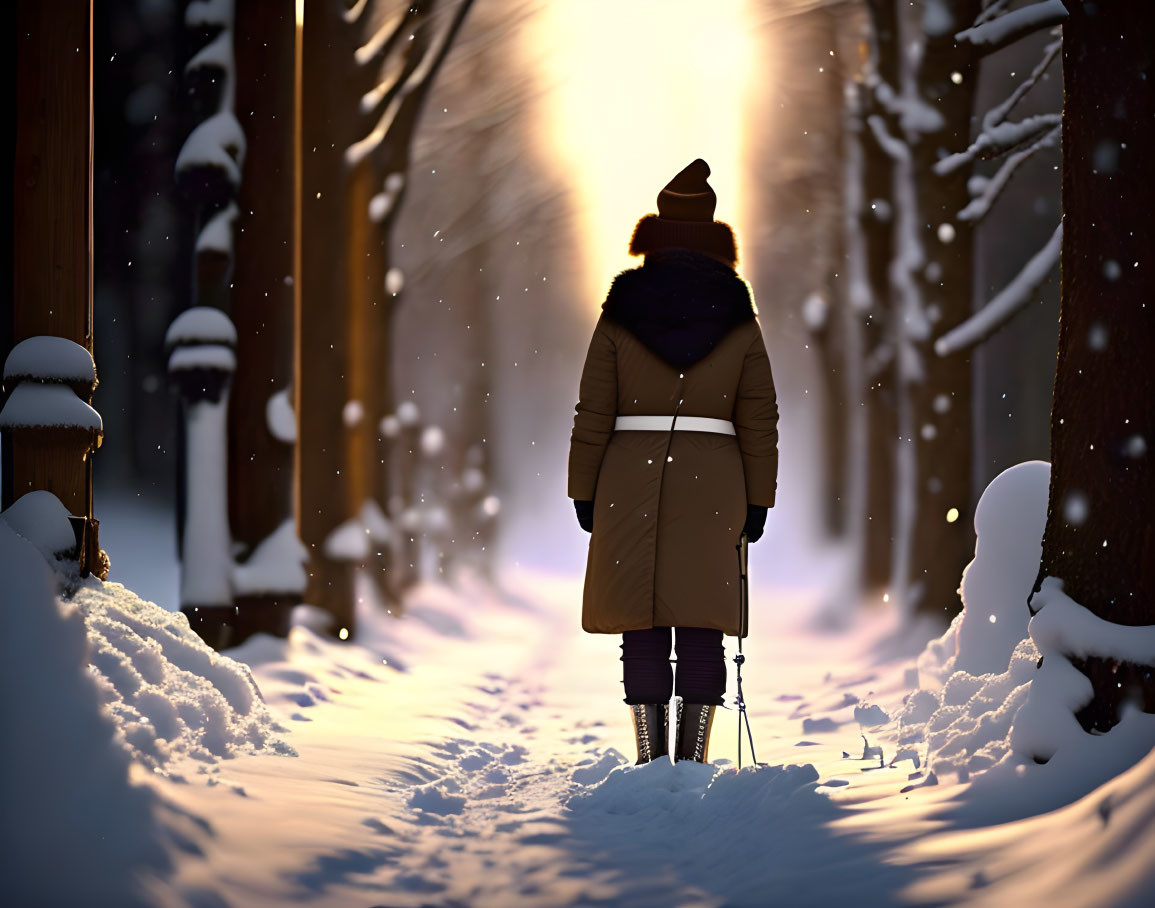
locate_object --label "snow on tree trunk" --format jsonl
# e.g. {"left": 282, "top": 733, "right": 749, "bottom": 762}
{"left": 1035, "top": 1, "right": 1155, "bottom": 732}
{"left": 227, "top": 0, "right": 299, "bottom": 624}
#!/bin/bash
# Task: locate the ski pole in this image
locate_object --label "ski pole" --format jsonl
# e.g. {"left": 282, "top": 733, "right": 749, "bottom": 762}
{"left": 735, "top": 532, "right": 758, "bottom": 768}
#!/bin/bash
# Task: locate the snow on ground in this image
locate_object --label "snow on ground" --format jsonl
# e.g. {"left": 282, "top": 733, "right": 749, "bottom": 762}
{"left": 4, "top": 463, "right": 1155, "bottom": 906}
{"left": 0, "top": 523, "right": 171, "bottom": 907}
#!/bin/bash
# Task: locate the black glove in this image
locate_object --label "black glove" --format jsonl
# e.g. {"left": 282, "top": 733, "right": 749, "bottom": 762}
{"left": 574, "top": 499, "right": 594, "bottom": 533}
{"left": 743, "top": 504, "right": 768, "bottom": 543}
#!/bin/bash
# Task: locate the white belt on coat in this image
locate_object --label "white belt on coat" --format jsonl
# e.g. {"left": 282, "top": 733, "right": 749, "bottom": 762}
{"left": 613, "top": 415, "right": 736, "bottom": 436}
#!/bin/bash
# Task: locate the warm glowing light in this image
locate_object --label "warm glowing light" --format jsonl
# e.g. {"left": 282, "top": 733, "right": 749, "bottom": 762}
{"left": 339, "top": 627, "right": 349, "bottom": 640}
{"left": 946, "top": 507, "right": 960, "bottom": 523}
{"left": 530, "top": 0, "right": 758, "bottom": 306}
{"left": 883, "top": 593, "right": 890, "bottom": 603}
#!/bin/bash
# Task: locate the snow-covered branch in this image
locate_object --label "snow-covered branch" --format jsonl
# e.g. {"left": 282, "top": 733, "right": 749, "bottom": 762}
{"left": 956, "top": 0, "right": 1067, "bottom": 57}
{"left": 934, "top": 223, "right": 1061, "bottom": 356}
{"left": 957, "top": 124, "right": 1059, "bottom": 222}
{"left": 866, "top": 114, "right": 909, "bottom": 163}
{"left": 347, "top": 0, "right": 475, "bottom": 170}
{"left": 934, "top": 114, "right": 1060, "bottom": 176}
{"left": 974, "top": 0, "right": 1012, "bottom": 27}
{"left": 354, "top": 9, "right": 411, "bottom": 68}
{"left": 983, "top": 38, "right": 1061, "bottom": 133}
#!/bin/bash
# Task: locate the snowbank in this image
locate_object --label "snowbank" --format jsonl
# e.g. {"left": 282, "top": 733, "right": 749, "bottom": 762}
{"left": 0, "top": 523, "right": 170, "bottom": 906}
{"left": 71, "top": 580, "right": 295, "bottom": 777}
{"left": 899, "top": 460, "right": 1155, "bottom": 823}
{"left": 898, "top": 462, "right": 1049, "bottom": 780}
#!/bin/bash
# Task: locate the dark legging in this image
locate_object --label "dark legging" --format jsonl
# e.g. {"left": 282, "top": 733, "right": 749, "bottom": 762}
{"left": 621, "top": 626, "right": 726, "bottom": 706}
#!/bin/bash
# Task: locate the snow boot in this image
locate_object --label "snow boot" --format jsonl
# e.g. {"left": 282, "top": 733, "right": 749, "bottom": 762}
{"left": 629, "top": 703, "right": 670, "bottom": 764}
{"left": 674, "top": 702, "right": 715, "bottom": 763}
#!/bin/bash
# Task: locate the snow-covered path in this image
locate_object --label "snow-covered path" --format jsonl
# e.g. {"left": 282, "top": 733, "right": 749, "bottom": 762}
{"left": 7, "top": 509, "right": 1155, "bottom": 908}
{"left": 142, "top": 568, "right": 949, "bottom": 907}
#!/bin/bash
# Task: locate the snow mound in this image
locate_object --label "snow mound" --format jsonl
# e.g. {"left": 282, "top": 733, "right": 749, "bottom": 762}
{"left": 954, "top": 459, "right": 1049, "bottom": 676}
{"left": 165, "top": 305, "right": 238, "bottom": 349}
{"left": 566, "top": 759, "right": 896, "bottom": 905}
{"left": 904, "top": 461, "right": 1049, "bottom": 779}
{"left": 0, "top": 523, "right": 169, "bottom": 905}
{"left": 168, "top": 343, "right": 236, "bottom": 373}
{"left": 175, "top": 111, "right": 246, "bottom": 186}
{"left": 899, "top": 636, "right": 1040, "bottom": 782}
{"left": 0, "top": 490, "right": 77, "bottom": 561}
{"left": 0, "top": 381, "right": 103, "bottom": 431}
{"left": 233, "top": 518, "right": 308, "bottom": 596}
{"left": 3, "top": 335, "right": 96, "bottom": 385}
{"left": 70, "top": 580, "right": 296, "bottom": 777}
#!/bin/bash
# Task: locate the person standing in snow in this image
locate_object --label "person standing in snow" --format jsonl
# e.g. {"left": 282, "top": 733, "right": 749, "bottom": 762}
{"left": 568, "top": 159, "right": 779, "bottom": 765}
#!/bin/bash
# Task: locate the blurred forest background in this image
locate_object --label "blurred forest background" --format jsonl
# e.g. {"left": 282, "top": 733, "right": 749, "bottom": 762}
{"left": 78, "top": 0, "right": 1060, "bottom": 637}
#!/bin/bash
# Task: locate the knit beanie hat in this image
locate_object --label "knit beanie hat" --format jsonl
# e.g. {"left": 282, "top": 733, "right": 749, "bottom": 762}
{"left": 629, "top": 158, "right": 738, "bottom": 264}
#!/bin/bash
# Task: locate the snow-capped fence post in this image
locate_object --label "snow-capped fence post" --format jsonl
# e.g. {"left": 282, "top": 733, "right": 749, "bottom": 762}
{"left": 0, "top": 339, "right": 108, "bottom": 580}
{"left": 167, "top": 308, "right": 238, "bottom": 649}
{"left": 226, "top": 0, "right": 301, "bottom": 636}
{"left": 1032, "top": 0, "right": 1155, "bottom": 733}
{"left": 8, "top": 2, "right": 103, "bottom": 577}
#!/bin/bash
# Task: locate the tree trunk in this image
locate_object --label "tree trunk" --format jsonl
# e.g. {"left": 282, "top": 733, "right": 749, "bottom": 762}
{"left": 813, "top": 7, "right": 849, "bottom": 539}
{"left": 8, "top": 0, "right": 95, "bottom": 519}
{"left": 299, "top": 0, "right": 361, "bottom": 633}
{"left": 226, "top": 0, "right": 299, "bottom": 636}
{"left": 1036, "top": 1, "right": 1155, "bottom": 732}
{"left": 859, "top": 0, "right": 899, "bottom": 591}
{"left": 231, "top": 2, "right": 296, "bottom": 560}
{"left": 298, "top": 0, "right": 472, "bottom": 632}
{"left": 904, "top": 0, "right": 980, "bottom": 619}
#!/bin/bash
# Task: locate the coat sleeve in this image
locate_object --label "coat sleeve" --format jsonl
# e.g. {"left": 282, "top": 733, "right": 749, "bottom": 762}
{"left": 733, "top": 324, "right": 779, "bottom": 507}
{"left": 567, "top": 318, "right": 618, "bottom": 500}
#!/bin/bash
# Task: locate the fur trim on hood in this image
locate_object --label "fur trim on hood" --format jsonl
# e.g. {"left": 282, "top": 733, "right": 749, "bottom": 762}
{"left": 601, "top": 249, "right": 757, "bottom": 369}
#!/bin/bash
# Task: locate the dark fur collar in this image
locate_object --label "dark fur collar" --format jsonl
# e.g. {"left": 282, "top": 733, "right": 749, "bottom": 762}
{"left": 601, "top": 249, "right": 756, "bottom": 369}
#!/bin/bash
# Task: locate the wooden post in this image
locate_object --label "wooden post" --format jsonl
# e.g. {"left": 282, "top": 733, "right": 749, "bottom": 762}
{"left": 8, "top": 1, "right": 95, "bottom": 523}
{"left": 228, "top": 0, "right": 299, "bottom": 635}
{"left": 298, "top": 0, "right": 359, "bottom": 634}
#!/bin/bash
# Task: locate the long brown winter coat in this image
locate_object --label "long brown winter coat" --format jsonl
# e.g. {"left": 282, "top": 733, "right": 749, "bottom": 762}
{"left": 568, "top": 249, "right": 779, "bottom": 636}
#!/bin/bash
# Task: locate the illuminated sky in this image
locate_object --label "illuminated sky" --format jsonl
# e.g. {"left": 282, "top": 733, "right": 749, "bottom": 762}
{"left": 529, "top": 0, "right": 758, "bottom": 306}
